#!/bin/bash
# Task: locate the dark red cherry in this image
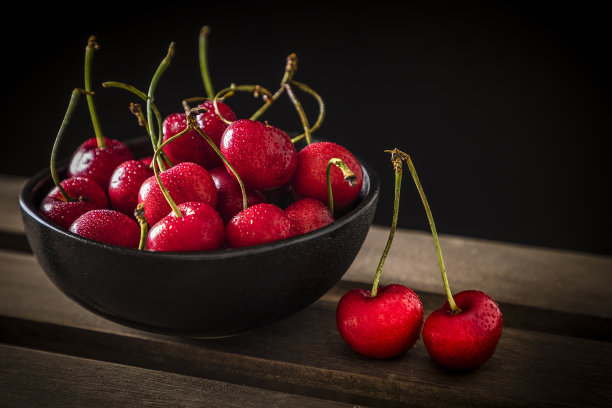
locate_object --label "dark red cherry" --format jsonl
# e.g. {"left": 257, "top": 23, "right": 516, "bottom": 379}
{"left": 108, "top": 160, "right": 154, "bottom": 216}
{"left": 39, "top": 177, "right": 109, "bottom": 229}
{"left": 226, "top": 203, "right": 292, "bottom": 248}
{"left": 68, "top": 137, "right": 134, "bottom": 189}
{"left": 284, "top": 197, "right": 334, "bottom": 236}
{"left": 220, "top": 119, "right": 297, "bottom": 191}
{"left": 162, "top": 100, "right": 236, "bottom": 169}
{"left": 69, "top": 209, "right": 140, "bottom": 248}
{"left": 137, "top": 162, "right": 217, "bottom": 226}
{"left": 209, "top": 166, "right": 266, "bottom": 224}
{"left": 292, "top": 142, "right": 363, "bottom": 211}
{"left": 147, "top": 201, "right": 225, "bottom": 252}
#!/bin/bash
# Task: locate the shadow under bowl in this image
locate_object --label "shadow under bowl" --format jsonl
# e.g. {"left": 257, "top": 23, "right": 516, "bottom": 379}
{"left": 19, "top": 139, "right": 380, "bottom": 338}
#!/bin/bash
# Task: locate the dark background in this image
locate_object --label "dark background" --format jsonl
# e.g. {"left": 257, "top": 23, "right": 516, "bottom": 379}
{"left": 3, "top": 1, "right": 610, "bottom": 255}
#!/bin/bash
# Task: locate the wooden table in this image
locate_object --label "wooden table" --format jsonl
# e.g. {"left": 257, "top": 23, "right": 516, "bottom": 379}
{"left": 1, "top": 174, "right": 611, "bottom": 407}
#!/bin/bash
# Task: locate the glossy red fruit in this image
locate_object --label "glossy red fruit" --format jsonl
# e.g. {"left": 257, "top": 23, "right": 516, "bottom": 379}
{"left": 68, "top": 137, "right": 134, "bottom": 189}
{"left": 108, "top": 160, "right": 154, "bottom": 216}
{"left": 138, "top": 162, "right": 217, "bottom": 227}
{"left": 220, "top": 119, "right": 297, "bottom": 191}
{"left": 147, "top": 201, "right": 225, "bottom": 252}
{"left": 422, "top": 290, "right": 502, "bottom": 371}
{"left": 162, "top": 100, "right": 237, "bottom": 169}
{"left": 226, "top": 203, "right": 293, "bottom": 248}
{"left": 209, "top": 166, "right": 266, "bottom": 224}
{"left": 284, "top": 198, "right": 334, "bottom": 236}
{"left": 69, "top": 209, "right": 140, "bottom": 248}
{"left": 292, "top": 142, "right": 363, "bottom": 211}
{"left": 39, "top": 177, "right": 109, "bottom": 229}
{"left": 336, "top": 284, "right": 424, "bottom": 359}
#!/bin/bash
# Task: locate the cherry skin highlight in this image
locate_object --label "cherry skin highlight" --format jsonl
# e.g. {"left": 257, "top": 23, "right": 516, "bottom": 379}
{"left": 284, "top": 197, "right": 334, "bottom": 236}
{"left": 292, "top": 142, "right": 363, "bottom": 211}
{"left": 209, "top": 166, "right": 266, "bottom": 224}
{"left": 147, "top": 201, "right": 225, "bottom": 252}
{"left": 39, "top": 177, "right": 109, "bottom": 230}
{"left": 108, "top": 160, "right": 154, "bottom": 217}
{"left": 226, "top": 203, "right": 293, "bottom": 248}
{"left": 69, "top": 209, "right": 140, "bottom": 248}
{"left": 68, "top": 137, "right": 134, "bottom": 189}
{"left": 162, "top": 100, "right": 236, "bottom": 169}
{"left": 422, "top": 290, "right": 502, "bottom": 371}
{"left": 220, "top": 119, "right": 297, "bottom": 191}
{"left": 138, "top": 162, "right": 217, "bottom": 226}
{"left": 336, "top": 284, "right": 424, "bottom": 359}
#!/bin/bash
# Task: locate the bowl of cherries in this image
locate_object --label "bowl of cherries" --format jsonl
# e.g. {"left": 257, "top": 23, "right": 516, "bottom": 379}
{"left": 19, "top": 32, "right": 379, "bottom": 337}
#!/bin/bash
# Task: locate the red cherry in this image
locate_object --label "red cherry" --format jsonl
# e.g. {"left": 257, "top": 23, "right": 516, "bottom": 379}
{"left": 336, "top": 284, "right": 423, "bottom": 359}
{"left": 69, "top": 209, "right": 140, "bottom": 248}
{"left": 39, "top": 177, "right": 109, "bottom": 229}
{"left": 108, "top": 160, "right": 154, "bottom": 216}
{"left": 209, "top": 166, "right": 266, "bottom": 224}
{"left": 68, "top": 137, "right": 134, "bottom": 189}
{"left": 284, "top": 197, "right": 333, "bottom": 236}
{"left": 162, "top": 100, "right": 237, "bottom": 169}
{"left": 226, "top": 203, "right": 292, "bottom": 248}
{"left": 138, "top": 162, "right": 217, "bottom": 227}
{"left": 422, "top": 290, "right": 503, "bottom": 371}
{"left": 220, "top": 119, "right": 297, "bottom": 191}
{"left": 292, "top": 142, "right": 363, "bottom": 211}
{"left": 147, "top": 201, "right": 225, "bottom": 252}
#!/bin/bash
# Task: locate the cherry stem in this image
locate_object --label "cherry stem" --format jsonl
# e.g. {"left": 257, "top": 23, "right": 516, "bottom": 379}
{"left": 199, "top": 26, "right": 215, "bottom": 99}
{"left": 84, "top": 36, "right": 105, "bottom": 149}
{"left": 288, "top": 80, "right": 325, "bottom": 144}
{"left": 134, "top": 203, "right": 148, "bottom": 250}
{"left": 51, "top": 88, "right": 91, "bottom": 201}
{"left": 181, "top": 96, "right": 209, "bottom": 113}
{"left": 148, "top": 42, "right": 175, "bottom": 171}
{"left": 188, "top": 108, "right": 248, "bottom": 210}
{"left": 250, "top": 53, "right": 297, "bottom": 121}
{"left": 370, "top": 151, "right": 403, "bottom": 297}
{"left": 284, "top": 83, "right": 312, "bottom": 145}
{"left": 128, "top": 103, "right": 173, "bottom": 169}
{"left": 213, "top": 84, "right": 275, "bottom": 125}
{"left": 326, "top": 158, "right": 357, "bottom": 218}
{"left": 390, "top": 149, "right": 460, "bottom": 313}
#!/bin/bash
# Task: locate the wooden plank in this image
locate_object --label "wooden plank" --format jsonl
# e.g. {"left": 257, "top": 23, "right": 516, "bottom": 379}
{"left": 0, "top": 344, "right": 361, "bottom": 408}
{"left": 0, "top": 174, "right": 26, "bottom": 234}
{"left": 0, "top": 250, "right": 610, "bottom": 407}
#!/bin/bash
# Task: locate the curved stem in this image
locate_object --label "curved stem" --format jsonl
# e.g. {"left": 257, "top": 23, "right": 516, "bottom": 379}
{"left": 392, "top": 149, "right": 460, "bottom": 313}
{"left": 84, "top": 36, "right": 105, "bottom": 148}
{"left": 284, "top": 83, "right": 312, "bottom": 145}
{"left": 213, "top": 84, "right": 274, "bottom": 125}
{"left": 326, "top": 158, "right": 357, "bottom": 217}
{"left": 250, "top": 53, "right": 297, "bottom": 121}
{"left": 288, "top": 80, "right": 325, "bottom": 144}
{"left": 51, "top": 88, "right": 90, "bottom": 201}
{"left": 371, "top": 151, "right": 403, "bottom": 297}
{"left": 182, "top": 96, "right": 209, "bottom": 114}
{"left": 134, "top": 203, "right": 149, "bottom": 250}
{"left": 199, "top": 26, "right": 215, "bottom": 99}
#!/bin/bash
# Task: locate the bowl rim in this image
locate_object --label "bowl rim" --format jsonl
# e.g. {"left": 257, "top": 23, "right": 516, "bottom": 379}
{"left": 20, "top": 150, "right": 380, "bottom": 260}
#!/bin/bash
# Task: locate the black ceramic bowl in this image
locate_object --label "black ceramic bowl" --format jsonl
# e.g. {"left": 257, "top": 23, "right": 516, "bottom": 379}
{"left": 19, "top": 139, "right": 379, "bottom": 338}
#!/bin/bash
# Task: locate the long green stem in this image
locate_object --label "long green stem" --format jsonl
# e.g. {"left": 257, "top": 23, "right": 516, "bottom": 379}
{"left": 371, "top": 152, "right": 403, "bottom": 297}
{"left": 84, "top": 36, "right": 105, "bottom": 148}
{"left": 199, "top": 26, "right": 215, "bottom": 99}
{"left": 393, "top": 149, "right": 460, "bottom": 313}
{"left": 51, "top": 88, "right": 89, "bottom": 201}
{"left": 213, "top": 84, "right": 274, "bottom": 125}
{"left": 326, "top": 158, "right": 357, "bottom": 218}
{"left": 284, "top": 83, "right": 312, "bottom": 145}
{"left": 249, "top": 53, "right": 298, "bottom": 121}
{"left": 288, "top": 80, "right": 325, "bottom": 144}
{"left": 134, "top": 203, "right": 148, "bottom": 250}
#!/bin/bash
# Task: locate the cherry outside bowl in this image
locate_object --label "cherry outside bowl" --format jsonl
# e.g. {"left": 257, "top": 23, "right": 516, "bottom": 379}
{"left": 19, "top": 138, "right": 380, "bottom": 338}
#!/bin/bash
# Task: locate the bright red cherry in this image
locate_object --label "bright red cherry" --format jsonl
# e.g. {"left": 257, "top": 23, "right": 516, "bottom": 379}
{"left": 162, "top": 100, "right": 237, "bottom": 169}
{"left": 284, "top": 197, "right": 333, "bottom": 236}
{"left": 220, "top": 119, "right": 297, "bottom": 191}
{"left": 69, "top": 209, "right": 140, "bottom": 248}
{"left": 209, "top": 166, "right": 266, "bottom": 224}
{"left": 292, "top": 142, "right": 363, "bottom": 211}
{"left": 108, "top": 160, "right": 154, "bottom": 217}
{"left": 137, "top": 162, "right": 217, "bottom": 226}
{"left": 68, "top": 137, "right": 134, "bottom": 189}
{"left": 336, "top": 284, "right": 424, "bottom": 359}
{"left": 423, "top": 290, "right": 503, "bottom": 371}
{"left": 226, "top": 203, "right": 293, "bottom": 248}
{"left": 147, "top": 201, "right": 225, "bottom": 252}
{"left": 39, "top": 177, "right": 109, "bottom": 230}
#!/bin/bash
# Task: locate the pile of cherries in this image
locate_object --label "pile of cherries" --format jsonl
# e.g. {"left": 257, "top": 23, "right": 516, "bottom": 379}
{"left": 40, "top": 34, "right": 363, "bottom": 252}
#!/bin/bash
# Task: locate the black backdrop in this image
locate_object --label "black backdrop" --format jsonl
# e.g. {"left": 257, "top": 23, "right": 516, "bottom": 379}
{"left": 3, "top": 1, "right": 610, "bottom": 255}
